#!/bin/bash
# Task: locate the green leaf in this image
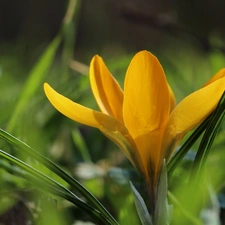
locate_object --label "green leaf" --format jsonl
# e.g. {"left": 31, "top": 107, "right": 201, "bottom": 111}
{"left": 72, "top": 129, "right": 92, "bottom": 163}
{"left": 0, "top": 150, "right": 110, "bottom": 225}
{"left": 190, "top": 91, "right": 225, "bottom": 182}
{"left": 118, "top": 193, "right": 141, "bottom": 225}
{"left": 130, "top": 182, "right": 153, "bottom": 225}
{"left": 167, "top": 113, "right": 212, "bottom": 178}
{"left": 7, "top": 36, "right": 61, "bottom": 133}
{"left": 154, "top": 161, "right": 173, "bottom": 225}
{"left": 60, "top": 0, "right": 81, "bottom": 77}
{"left": 0, "top": 128, "right": 119, "bottom": 225}
{"left": 168, "top": 192, "right": 202, "bottom": 225}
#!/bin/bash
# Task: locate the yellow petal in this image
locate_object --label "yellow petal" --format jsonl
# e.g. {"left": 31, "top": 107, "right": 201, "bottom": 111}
{"left": 168, "top": 84, "right": 176, "bottom": 112}
{"left": 162, "top": 76, "right": 225, "bottom": 160}
{"left": 134, "top": 129, "right": 164, "bottom": 177}
{"left": 123, "top": 50, "right": 171, "bottom": 170}
{"left": 203, "top": 68, "right": 225, "bottom": 87}
{"left": 44, "top": 83, "right": 100, "bottom": 127}
{"left": 123, "top": 51, "right": 170, "bottom": 133}
{"left": 90, "top": 55, "right": 124, "bottom": 123}
{"left": 44, "top": 83, "right": 145, "bottom": 174}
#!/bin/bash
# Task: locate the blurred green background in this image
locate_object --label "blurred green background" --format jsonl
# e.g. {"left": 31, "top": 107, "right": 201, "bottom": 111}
{"left": 0, "top": 0, "right": 225, "bottom": 224}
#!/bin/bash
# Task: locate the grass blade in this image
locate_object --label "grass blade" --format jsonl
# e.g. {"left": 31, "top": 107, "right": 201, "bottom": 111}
{"left": 0, "top": 150, "right": 111, "bottom": 225}
{"left": 72, "top": 129, "right": 92, "bottom": 163}
{"left": 130, "top": 182, "right": 153, "bottom": 225}
{"left": 167, "top": 114, "right": 212, "bottom": 178}
{"left": 7, "top": 36, "right": 61, "bottom": 132}
{"left": 0, "top": 128, "right": 119, "bottom": 225}
{"left": 190, "top": 92, "right": 225, "bottom": 181}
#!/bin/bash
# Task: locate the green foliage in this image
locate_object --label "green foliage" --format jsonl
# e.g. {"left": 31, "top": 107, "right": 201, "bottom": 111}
{"left": 0, "top": 0, "right": 225, "bottom": 224}
{"left": 7, "top": 36, "right": 61, "bottom": 133}
{"left": 118, "top": 193, "right": 141, "bottom": 225}
{"left": 190, "top": 92, "right": 225, "bottom": 182}
{"left": 130, "top": 182, "right": 152, "bottom": 225}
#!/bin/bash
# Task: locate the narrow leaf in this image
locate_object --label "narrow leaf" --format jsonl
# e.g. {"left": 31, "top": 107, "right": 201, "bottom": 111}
{"left": 61, "top": 0, "right": 81, "bottom": 77}
{"left": 191, "top": 91, "right": 225, "bottom": 181}
{"left": 168, "top": 192, "right": 202, "bottom": 225}
{"left": 0, "top": 128, "right": 118, "bottom": 225}
{"left": 0, "top": 151, "right": 110, "bottom": 225}
{"left": 7, "top": 36, "right": 61, "bottom": 132}
{"left": 72, "top": 129, "right": 92, "bottom": 163}
{"left": 155, "top": 161, "right": 173, "bottom": 225}
{"left": 130, "top": 181, "right": 153, "bottom": 225}
{"left": 167, "top": 113, "right": 212, "bottom": 178}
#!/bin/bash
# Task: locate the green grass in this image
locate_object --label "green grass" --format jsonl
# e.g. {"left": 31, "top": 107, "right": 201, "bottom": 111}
{"left": 0, "top": 0, "right": 225, "bottom": 224}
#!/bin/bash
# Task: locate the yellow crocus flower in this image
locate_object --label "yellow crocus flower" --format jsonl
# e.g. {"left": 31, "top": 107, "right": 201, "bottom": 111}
{"left": 44, "top": 50, "right": 225, "bottom": 206}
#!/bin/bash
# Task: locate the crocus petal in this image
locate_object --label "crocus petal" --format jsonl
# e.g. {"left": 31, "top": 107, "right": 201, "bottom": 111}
{"left": 134, "top": 129, "right": 164, "bottom": 177}
{"left": 203, "top": 68, "right": 225, "bottom": 87}
{"left": 168, "top": 84, "right": 176, "bottom": 113}
{"left": 90, "top": 55, "right": 124, "bottom": 123}
{"left": 162, "top": 76, "right": 225, "bottom": 160}
{"left": 44, "top": 83, "right": 145, "bottom": 174}
{"left": 123, "top": 50, "right": 171, "bottom": 171}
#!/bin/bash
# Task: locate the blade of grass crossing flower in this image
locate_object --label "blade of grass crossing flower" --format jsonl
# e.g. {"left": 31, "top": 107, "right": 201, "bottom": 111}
{"left": 7, "top": 36, "right": 61, "bottom": 132}
{"left": 130, "top": 181, "right": 153, "bottom": 225}
{"left": 0, "top": 129, "right": 119, "bottom": 225}
{"left": 167, "top": 114, "right": 212, "bottom": 178}
{"left": 0, "top": 151, "right": 111, "bottom": 225}
{"left": 190, "top": 91, "right": 225, "bottom": 182}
